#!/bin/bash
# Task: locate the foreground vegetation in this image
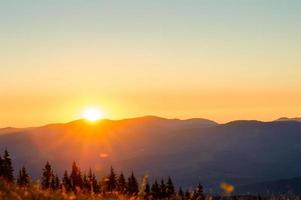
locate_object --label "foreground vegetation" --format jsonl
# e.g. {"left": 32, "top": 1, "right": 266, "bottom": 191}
{"left": 0, "top": 149, "right": 205, "bottom": 199}
{"left": 0, "top": 149, "right": 299, "bottom": 200}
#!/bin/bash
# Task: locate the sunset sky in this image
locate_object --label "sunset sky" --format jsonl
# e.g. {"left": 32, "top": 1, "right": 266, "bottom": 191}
{"left": 1, "top": 1, "right": 301, "bottom": 127}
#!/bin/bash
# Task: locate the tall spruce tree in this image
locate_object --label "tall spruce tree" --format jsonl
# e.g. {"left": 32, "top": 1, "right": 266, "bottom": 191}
{"left": 55, "top": 174, "right": 60, "bottom": 189}
{"left": 50, "top": 174, "right": 60, "bottom": 190}
{"left": 92, "top": 173, "right": 100, "bottom": 193}
{"left": 2, "top": 149, "right": 14, "bottom": 182}
{"left": 159, "top": 179, "right": 167, "bottom": 198}
{"left": 127, "top": 171, "right": 139, "bottom": 195}
{"left": 191, "top": 184, "right": 205, "bottom": 200}
{"left": 178, "top": 187, "right": 184, "bottom": 200}
{"left": 86, "top": 169, "right": 92, "bottom": 191}
{"left": 62, "top": 170, "right": 71, "bottom": 191}
{"left": 107, "top": 166, "right": 117, "bottom": 192}
{"left": 85, "top": 168, "right": 100, "bottom": 193}
{"left": 185, "top": 189, "right": 191, "bottom": 200}
{"left": 100, "top": 176, "right": 109, "bottom": 194}
{"left": 166, "top": 176, "right": 175, "bottom": 197}
{"left": 41, "top": 161, "right": 53, "bottom": 189}
{"left": 151, "top": 180, "right": 160, "bottom": 199}
{"left": 144, "top": 182, "right": 151, "bottom": 198}
{"left": 17, "top": 166, "right": 30, "bottom": 187}
{"left": 83, "top": 173, "right": 90, "bottom": 192}
{"left": 70, "top": 161, "right": 83, "bottom": 191}
{"left": 0, "top": 155, "right": 3, "bottom": 177}
{"left": 117, "top": 172, "right": 127, "bottom": 193}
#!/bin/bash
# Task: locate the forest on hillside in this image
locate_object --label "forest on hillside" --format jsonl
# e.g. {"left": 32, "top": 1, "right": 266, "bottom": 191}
{"left": 0, "top": 149, "right": 207, "bottom": 200}
{"left": 0, "top": 149, "right": 298, "bottom": 200}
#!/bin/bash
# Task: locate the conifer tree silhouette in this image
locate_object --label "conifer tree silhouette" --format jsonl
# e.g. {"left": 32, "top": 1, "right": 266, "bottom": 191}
{"left": 159, "top": 179, "right": 167, "bottom": 198}
{"left": 0, "top": 150, "right": 208, "bottom": 199}
{"left": 117, "top": 172, "right": 127, "bottom": 193}
{"left": 91, "top": 172, "right": 100, "bottom": 193}
{"left": 0, "top": 155, "right": 3, "bottom": 177}
{"left": 41, "top": 161, "right": 53, "bottom": 189}
{"left": 185, "top": 189, "right": 191, "bottom": 200}
{"left": 49, "top": 174, "right": 60, "bottom": 190}
{"left": 83, "top": 173, "right": 89, "bottom": 191}
{"left": 127, "top": 171, "right": 139, "bottom": 195}
{"left": 50, "top": 174, "right": 60, "bottom": 190}
{"left": 62, "top": 170, "right": 71, "bottom": 191}
{"left": 151, "top": 180, "right": 160, "bottom": 199}
{"left": 70, "top": 161, "right": 83, "bottom": 192}
{"left": 55, "top": 174, "right": 60, "bottom": 189}
{"left": 87, "top": 169, "right": 93, "bottom": 191}
{"left": 107, "top": 166, "right": 117, "bottom": 192}
{"left": 167, "top": 176, "right": 175, "bottom": 197}
{"left": 2, "top": 149, "right": 14, "bottom": 182}
{"left": 178, "top": 187, "right": 184, "bottom": 200}
{"left": 191, "top": 183, "right": 205, "bottom": 200}
{"left": 17, "top": 166, "right": 30, "bottom": 186}
{"left": 82, "top": 169, "right": 100, "bottom": 194}
{"left": 144, "top": 181, "right": 151, "bottom": 198}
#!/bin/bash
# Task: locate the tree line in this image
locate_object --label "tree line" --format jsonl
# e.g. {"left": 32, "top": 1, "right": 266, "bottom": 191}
{"left": 0, "top": 149, "right": 205, "bottom": 199}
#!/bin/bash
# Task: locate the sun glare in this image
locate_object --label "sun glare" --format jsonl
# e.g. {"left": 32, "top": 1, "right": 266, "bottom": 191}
{"left": 82, "top": 108, "right": 104, "bottom": 121}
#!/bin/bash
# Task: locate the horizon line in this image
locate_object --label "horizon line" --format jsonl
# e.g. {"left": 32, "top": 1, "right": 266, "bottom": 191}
{"left": 1, "top": 115, "right": 300, "bottom": 130}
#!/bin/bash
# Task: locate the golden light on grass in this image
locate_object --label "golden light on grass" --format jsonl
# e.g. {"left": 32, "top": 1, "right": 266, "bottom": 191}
{"left": 82, "top": 107, "right": 104, "bottom": 121}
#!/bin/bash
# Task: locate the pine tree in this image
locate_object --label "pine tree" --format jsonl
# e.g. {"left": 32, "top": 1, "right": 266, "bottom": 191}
{"left": 100, "top": 176, "right": 109, "bottom": 194}
{"left": 127, "top": 171, "right": 139, "bottom": 195}
{"left": 70, "top": 161, "right": 83, "bottom": 192}
{"left": 87, "top": 169, "right": 93, "bottom": 191}
{"left": 151, "top": 180, "right": 160, "bottom": 199}
{"left": 84, "top": 168, "right": 100, "bottom": 193}
{"left": 117, "top": 172, "right": 127, "bottom": 193}
{"left": 107, "top": 166, "right": 117, "bottom": 192}
{"left": 0, "top": 156, "right": 3, "bottom": 177}
{"left": 144, "top": 182, "right": 151, "bottom": 198}
{"left": 191, "top": 184, "right": 205, "bottom": 200}
{"left": 41, "top": 162, "right": 53, "bottom": 189}
{"left": 2, "top": 149, "right": 14, "bottom": 182}
{"left": 178, "top": 187, "right": 184, "bottom": 200}
{"left": 55, "top": 174, "right": 60, "bottom": 189}
{"left": 166, "top": 176, "right": 175, "bottom": 197}
{"left": 92, "top": 173, "right": 100, "bottom": 193}
{"left": 51, "top": 175, "right": 57, "bottom": 190}
{"left": 185, "top": 189, "right": 191, "bottom": 200}
{"left": 50, "top": 174, "right": 60, "bottom": 190}
{"left": 62, "top": 170, "right": 71, "bottom": 191}
{"left": 17, "top": 166, "right": 30, "bottom": 187}
{"left": 83, "top": 173, "right": 90, "bottom": 192}
{"left": 159, "top": 179, "right": 167, "bottom": 198}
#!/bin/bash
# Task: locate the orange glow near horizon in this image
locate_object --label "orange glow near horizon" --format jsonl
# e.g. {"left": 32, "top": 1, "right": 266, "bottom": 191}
{"left": 1, "top": 1, "right": 301, "bottom": 128}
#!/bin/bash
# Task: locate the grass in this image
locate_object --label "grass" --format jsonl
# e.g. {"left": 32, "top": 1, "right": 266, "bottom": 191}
{"left": 0, "top": 178, "right": 298, "bottom": 200}
{"left": 0, "top": 179, "right": 131, "bottom": 200}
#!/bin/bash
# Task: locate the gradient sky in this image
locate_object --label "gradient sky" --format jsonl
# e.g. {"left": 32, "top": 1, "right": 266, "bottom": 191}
{"left": 1, "top": 0, "right": 301, "bottom": 127}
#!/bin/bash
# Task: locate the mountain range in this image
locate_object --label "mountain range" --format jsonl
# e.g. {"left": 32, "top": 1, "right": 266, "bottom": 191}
{"left": 1, "top": 116, "right": 301, "bottom": 194}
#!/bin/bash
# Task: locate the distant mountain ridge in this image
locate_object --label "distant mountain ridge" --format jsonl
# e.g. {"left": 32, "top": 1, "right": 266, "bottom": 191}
{"left": 276, "top": 117, "right": 301, "bottom": 122}
{"left": 1, "top": 116, "right": 301, "bottom": 194}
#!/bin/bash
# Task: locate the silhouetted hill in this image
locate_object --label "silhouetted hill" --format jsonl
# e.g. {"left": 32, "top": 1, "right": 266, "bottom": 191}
{"left": 276, "top": 117, "right": 301, "bottom": 122}
{"left": 1, "top": 116, "right": 301, "bottom": 193}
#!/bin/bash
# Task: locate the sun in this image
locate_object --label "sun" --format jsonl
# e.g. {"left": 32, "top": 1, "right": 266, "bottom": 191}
{"left": 82, "top": 108, "right": 104, "bottom": 121}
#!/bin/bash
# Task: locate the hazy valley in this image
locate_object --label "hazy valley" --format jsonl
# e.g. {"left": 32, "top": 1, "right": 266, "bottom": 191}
{"left": 1, "top": 116, "right": 301, "bottom": 194}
